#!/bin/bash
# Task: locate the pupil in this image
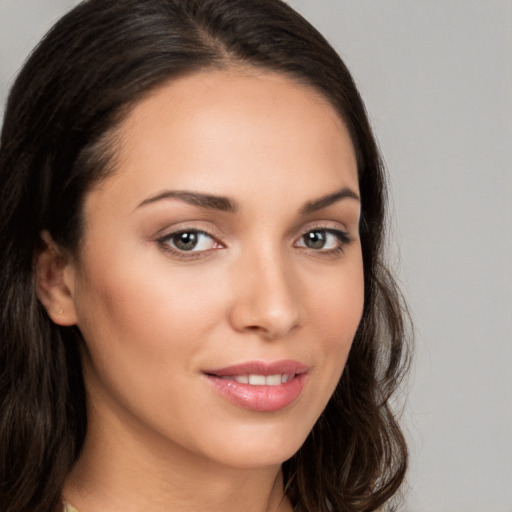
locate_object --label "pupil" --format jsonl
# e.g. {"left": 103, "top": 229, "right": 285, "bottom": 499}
{"left": 175, "top": 232, "right": 197, "bottom": 250}
{"left": 305, "top": 231, "right": 325, "bottom": 249}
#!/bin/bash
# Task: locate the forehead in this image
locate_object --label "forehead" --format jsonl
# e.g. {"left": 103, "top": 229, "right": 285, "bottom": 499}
{"left": 88, "top": 69, "right": 358, "bottom": 214}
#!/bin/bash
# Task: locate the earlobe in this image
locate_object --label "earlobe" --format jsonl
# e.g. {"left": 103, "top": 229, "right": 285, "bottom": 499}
{"left": 35, "top": 231, "right": 78, "bottom": 326}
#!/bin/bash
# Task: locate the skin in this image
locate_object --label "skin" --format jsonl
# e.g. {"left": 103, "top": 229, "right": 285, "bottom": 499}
{"left": 37, "top": 69, "right": 364, "bottom": 512}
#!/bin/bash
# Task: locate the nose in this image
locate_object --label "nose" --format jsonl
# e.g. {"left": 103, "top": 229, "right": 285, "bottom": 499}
{"left": 228, "top": 250, "right": 303, "bottom": 341}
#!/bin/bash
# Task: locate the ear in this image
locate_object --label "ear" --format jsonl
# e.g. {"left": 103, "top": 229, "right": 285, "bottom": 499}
{"left": 35, "top": 231, "right": 78, "bottom": 326}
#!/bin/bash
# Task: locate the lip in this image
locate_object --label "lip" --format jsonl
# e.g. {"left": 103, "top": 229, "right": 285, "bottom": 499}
{"left": 203, "top": 360, "right": 309, "bottom": 412}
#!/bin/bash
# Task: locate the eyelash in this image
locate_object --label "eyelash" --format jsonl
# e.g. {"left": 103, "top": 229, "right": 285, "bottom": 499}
{"left": 156, "top": 229, "right": 222, "bottom": 261}
{"left": 295, "top": 227, "right": 352, "bottom": 257}
{"left": 156, "top": 226, "right": 352, "bottom": 261}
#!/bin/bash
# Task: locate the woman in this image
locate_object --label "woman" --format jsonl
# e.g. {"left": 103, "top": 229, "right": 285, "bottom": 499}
{"left": 0, "top": 1, "right": 410, "bottom": 511}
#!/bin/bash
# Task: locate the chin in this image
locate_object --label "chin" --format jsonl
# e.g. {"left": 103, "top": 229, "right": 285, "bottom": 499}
{"left": 190, "top": 419, "right": 313, "bottom": 470}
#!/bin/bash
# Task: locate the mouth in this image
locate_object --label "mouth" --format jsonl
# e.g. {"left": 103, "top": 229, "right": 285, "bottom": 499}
{"left": 203, "top": 360, "right": 308, "bottom": 412}
{"left": 217, "top": 373, "right": 296, "bottom": 385}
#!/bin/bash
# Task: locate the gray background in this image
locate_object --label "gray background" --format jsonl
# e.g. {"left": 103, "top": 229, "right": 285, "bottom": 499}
{"left": 1, "top": 1, "right": 511, "bottom": 511}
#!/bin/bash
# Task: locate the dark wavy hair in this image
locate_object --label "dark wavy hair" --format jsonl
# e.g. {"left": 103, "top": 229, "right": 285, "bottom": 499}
{"left": 0, "top": 1, "right": 411, "bottom": 511}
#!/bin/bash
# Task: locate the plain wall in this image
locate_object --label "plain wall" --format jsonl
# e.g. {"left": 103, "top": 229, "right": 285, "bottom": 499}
{"left": 1, "top": 1, "right": 511, "bottom": 511}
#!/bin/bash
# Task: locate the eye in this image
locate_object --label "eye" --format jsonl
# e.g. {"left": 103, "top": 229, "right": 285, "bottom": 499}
{"left": 159, "top": 230, "right": 219, "bottom": 253}
{"left": 296, "top": 228, "right": 350, "bottom": 252}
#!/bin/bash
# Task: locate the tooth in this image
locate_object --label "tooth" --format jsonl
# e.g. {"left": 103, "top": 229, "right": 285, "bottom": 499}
{"left": 249, "top": 374, "right": 266, "bottom": 385}
{"left": 266, "top": 374, "right": 281, "bottom": 386}
{"left": 281, "top": 374, "right": 293, "bottom": 383}
{"left": 234, "top": 375, "right": 249, "bottom": 384}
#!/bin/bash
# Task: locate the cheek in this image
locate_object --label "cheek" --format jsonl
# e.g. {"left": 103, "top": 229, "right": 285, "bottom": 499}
{"left": 308, "top": 257, "right": 364, "bottom": 337}
{"left": 75, "top": 257, "right": 224, "bottom": 358}
{"left": 72, "top": 255, "right": 230, "bottom": 430}
{"left": 305, "top": 256, "right": 364, "bottom": 378}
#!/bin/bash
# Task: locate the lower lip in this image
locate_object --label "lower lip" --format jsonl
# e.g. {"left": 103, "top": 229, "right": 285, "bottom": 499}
{"left": 205, "top": 373, "right": 307, "bottom": 412}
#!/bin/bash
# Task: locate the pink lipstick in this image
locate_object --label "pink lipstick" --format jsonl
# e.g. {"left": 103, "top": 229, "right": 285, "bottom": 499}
{"left": 203, "top": 360, "right": 308, "bottom": 412}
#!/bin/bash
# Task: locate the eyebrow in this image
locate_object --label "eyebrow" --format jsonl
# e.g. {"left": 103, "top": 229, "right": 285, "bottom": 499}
{"left": 136, "top": 190, "right": 239, "bottom": 212}
{"left": 136, "top": 186, "right": 359, "bottom": 214}
{"left": 299, "top": 186, "right": 360, "bottom": 214}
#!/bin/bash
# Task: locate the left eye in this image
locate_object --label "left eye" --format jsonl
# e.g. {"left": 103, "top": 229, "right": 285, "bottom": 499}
{"left": 296, "top": 229, "right": 348, "bottom": 251}
{"left": 162, "top": 230, "right": 218, "bottom": 252}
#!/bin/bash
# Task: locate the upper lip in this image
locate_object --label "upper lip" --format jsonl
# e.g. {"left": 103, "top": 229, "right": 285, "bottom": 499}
{"left": 204, "top": 359, "right": 309, "bottom": 377}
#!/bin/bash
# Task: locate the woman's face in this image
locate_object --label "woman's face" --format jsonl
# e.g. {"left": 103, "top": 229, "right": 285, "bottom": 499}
{"left": 65, "top": 70, "right": 364, "bottom": 469}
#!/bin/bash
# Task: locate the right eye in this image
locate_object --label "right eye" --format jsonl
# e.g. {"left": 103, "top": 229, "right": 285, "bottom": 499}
{"left": 158, "top": 229, "right": 220, "bottom": 253}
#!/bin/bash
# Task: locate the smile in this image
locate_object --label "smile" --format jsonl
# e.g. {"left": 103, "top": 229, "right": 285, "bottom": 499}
{"left": 204, "top": 360, "right": 309, "bottom": 412}
{"left": 220, "top": 374, "right": 295, "bottom": 385}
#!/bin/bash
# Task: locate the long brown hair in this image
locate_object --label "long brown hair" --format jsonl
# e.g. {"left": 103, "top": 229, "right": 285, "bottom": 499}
{"left": 0, "top": 1, "right": 411, "bottom": 511}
